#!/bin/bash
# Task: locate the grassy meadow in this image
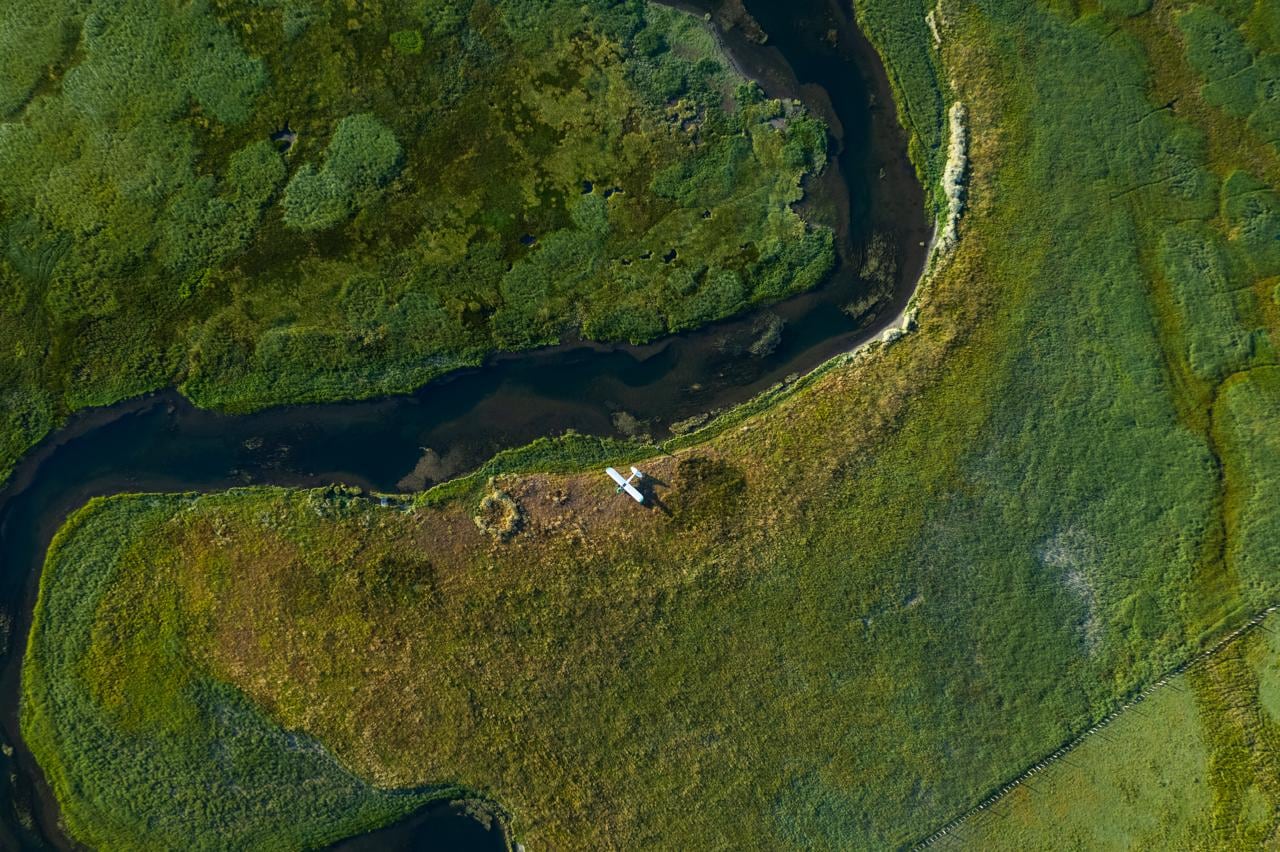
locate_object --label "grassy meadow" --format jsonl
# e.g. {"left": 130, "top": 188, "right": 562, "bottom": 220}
{"left": 21, "top": 496, "right": 454, "bottom": 851}
{"left": 961, "top": 622, "right": 1280, "bottom": 849}
{"left": 0, "top": 0, "right": 831, "bottom": 483}
{"left": 20, "top": 0, "right": 1280, "bottom": 849}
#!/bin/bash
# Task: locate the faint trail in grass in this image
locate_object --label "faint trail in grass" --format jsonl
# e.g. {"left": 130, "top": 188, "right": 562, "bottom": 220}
{"left": 909, "top": 603, "right": 1280, "bottom": 851}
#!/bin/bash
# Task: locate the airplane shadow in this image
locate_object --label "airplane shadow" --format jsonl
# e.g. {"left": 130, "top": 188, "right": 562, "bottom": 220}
{"left": 637, "top": 474, "right": 672, "bottom": 517}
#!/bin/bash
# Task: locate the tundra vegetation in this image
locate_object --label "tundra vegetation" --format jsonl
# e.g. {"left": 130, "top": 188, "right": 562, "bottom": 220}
{"left": 19, "top": 0, "right": 1280, "bottom": 849}
{"left": 0, "top": 0, "right": 831, "bottom": 484}
{"left": 965, "top": 622, "right": 1280, "bottom": 849}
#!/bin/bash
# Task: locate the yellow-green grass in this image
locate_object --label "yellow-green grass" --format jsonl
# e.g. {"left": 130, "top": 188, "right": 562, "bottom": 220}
{"left": 21, "top": 0, "right": 1280, "bottom": 849}
{"left": 21, "top": 495, "right": 456, "bottom": 851}
{"left": 0, "top": 0, "right": 831, "bottom": 485}
{"left": 961, "top": 623, "right": 1280, "bottom": 849}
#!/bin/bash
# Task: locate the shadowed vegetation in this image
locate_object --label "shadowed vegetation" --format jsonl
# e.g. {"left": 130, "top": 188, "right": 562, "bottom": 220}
{"left": 19, "top": 0, "right": 1280, "bottom": 849}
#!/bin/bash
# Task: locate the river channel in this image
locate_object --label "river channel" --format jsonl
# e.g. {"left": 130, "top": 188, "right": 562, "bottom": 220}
{"left": 0, "top": 0, "right": 930, "bottom": 847}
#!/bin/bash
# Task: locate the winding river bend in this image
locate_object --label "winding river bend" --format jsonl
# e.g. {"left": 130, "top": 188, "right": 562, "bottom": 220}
{"left": 0, "top": 0, "right": 929, "bottom": 848}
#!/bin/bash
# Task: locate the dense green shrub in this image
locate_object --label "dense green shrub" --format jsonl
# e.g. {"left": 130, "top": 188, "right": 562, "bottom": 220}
{"left": 283, "top": 113, "right": 402, "bottom": 231}
{"left": 580, "top": 298, "right": 666, "bottom": 342}
{"left": 281, "top": 165, "right": 352, "bottom": 231}
{"left": 666, "top": 268, "right": 746, "bottom": 330}
{"left": 390, "top": 28, "right": 424, "bottom": 54}
{"left": 1179, "top": 5, "right": 1251, "bottom": 73}
{"left": 184, "top": 18, "right": 268, "bottom": 123}
{"left": 1176, "top": 3, "right": 1271, "bottom": 119}
{"left": 0, "top": 0, "right": 831, "bottom": 483}
{"left": 160, "top": 141, "right": 285, "bottom": 275}
{"left": 1222, "top": 170, "right": 1280, "bottom": 278}
{"left": 1249, "top": 55, "right": 1280, "bottom": 142}
{"left": 323, "top": 113, "right": 403, "bottom": 197}
{"left": 851, "top": 0, "right": 947, "bottom": 205}
{"left": 1097, "top": 0, "right": 1152, "bottom": 17}
{"left": 0, "top": 1, "right": 75, "bottom": 116}
{"left": 750, "top": 228, "right": 836, "bottom": 301}
{"left": 1158, "top": 223, "right": 1255, "bottom": 381}
{"left": 1215, "top": 369, "right": 1280, "bottom": 599}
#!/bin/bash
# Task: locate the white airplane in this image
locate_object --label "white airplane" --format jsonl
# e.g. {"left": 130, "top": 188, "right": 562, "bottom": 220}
{"left": 605, "top": 466, "right": 645, "bottom": 503}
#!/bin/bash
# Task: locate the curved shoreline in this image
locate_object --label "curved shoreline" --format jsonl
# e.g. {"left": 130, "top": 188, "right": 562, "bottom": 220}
{"left": 0, "top": 1, "right": 933, "bottom": 848}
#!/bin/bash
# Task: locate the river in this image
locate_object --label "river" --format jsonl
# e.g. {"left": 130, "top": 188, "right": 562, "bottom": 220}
{"left": 0, "top": 0, "right": 929, "bottom": 847}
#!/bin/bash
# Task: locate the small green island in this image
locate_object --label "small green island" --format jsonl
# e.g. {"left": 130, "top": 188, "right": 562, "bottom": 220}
{"left": 10, "top": 0, "right": 1280, "bottom": 849}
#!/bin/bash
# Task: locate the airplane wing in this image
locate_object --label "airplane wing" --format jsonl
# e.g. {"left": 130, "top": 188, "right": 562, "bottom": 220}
{"left": 606, "top": 468, "right": 645, "bottom": 503}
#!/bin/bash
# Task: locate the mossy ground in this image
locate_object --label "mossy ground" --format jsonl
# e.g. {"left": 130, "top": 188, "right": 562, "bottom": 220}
{"left": 19, "top": 0, "right": 1280, "bottom": 849}
{"left": 0, "top": 0, "right": 831, "bottom": 484}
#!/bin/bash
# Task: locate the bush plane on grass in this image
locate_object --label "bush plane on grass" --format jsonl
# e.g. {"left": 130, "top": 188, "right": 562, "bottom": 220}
{"left": 605, "top": 466, "right": 645, "bottom": 503}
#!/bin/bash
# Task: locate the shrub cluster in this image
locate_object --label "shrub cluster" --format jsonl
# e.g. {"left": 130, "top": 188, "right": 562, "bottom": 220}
{"left": 282, "top": 113, "right": 403, "bottom": 231}
{"left": 0, "top": 0, "right": 831, "bottom": 482}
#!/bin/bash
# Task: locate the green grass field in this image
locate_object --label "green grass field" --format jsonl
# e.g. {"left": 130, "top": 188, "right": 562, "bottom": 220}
{"left": 19, "top": 0, "right": 1280, "bottom": 848}
{"left": 962, "top": 622, "right": 1280, "bottom": 849}
{"left": 0, "top": 0, "right": 831, "bottom": 484}
{"left": 21, "top": 496, "right": 457, "bottom": 851}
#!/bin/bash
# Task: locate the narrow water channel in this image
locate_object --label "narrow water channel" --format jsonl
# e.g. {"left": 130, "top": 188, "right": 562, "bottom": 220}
{"left": 0, "top": 0, "right": 930, "bottom": 847}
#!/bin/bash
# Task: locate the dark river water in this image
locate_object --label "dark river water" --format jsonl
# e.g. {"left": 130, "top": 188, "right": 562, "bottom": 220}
{"left": 0, "top": 0, "right": 929, "bottom": 848}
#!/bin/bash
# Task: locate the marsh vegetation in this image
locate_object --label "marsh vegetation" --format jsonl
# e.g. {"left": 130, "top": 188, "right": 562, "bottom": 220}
{"left": 0, "top": 0, "right": 832, "bottom": 484}
{"left": 15, "top": 0, "right": 1280, "bottom": 848}
{"left": 963, "top": 621, "right": 1280, "bottom": 849}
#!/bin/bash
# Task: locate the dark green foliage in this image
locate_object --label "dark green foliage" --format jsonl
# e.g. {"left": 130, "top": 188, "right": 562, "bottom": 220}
{"left": 652, "top": 135, "right": 755, "bottom": 206}
{"left": 1158, "top": 223, "right": 1257, "bottom": 380}
{"left": 320, "top": 113, "right": 403, "bottom": 199}
{"left": 1215, "top": 368, "right": 1280, "bottom": 600}
{"left": 1179, "top": 5, "right": 1253, "bottom": 80}
{"left": 160, "top": 140, "right": 286, "bottom": 276}
{"left": 1097, "top": 0, "right": 1153, "bottom": 17}
{"left": 1175, "top": 1, "right": 1280, "bottom": 132}
{"left": 281, "top": 165, "right": 353, "bottom": 231}
{"left": 1223, "top": 170, "right": 1280, "bottom": 277}
{"left": 0, "top": 0, "right": 75, "bottom": 116}
{"left": 416, "top": 0, "right": 469, "bottom": 37}
{"left": 665, "top": 268, "right": 746, "bottom": 331}
{"left": 283, "top": 113, "right": 402, "bottom": 231}
{"left": 1254, "top": 2, "right": 1280, "bottom": 52}
{"left": 185, "top": 16, "right": 268, "bottom": 124}
{"left": 750, "top": 228, "right": 836, "bottom": 300}
{"left": 390, "top": 28, "right": 425, "bottom": 54}
{"left": 1129, "top": 113, "right": 1220, "bottom": 220}
{"left": 0, "top": 0, "right": 830, "bottom": 483}
{"left": 851, "top": 0, "right": 947, "bottom": 206}
{"left": 580, "top": 298, "right": 666, "bottom": 343}
{"left": 1249, "top": 55, "right": 1280, "bottom": 142}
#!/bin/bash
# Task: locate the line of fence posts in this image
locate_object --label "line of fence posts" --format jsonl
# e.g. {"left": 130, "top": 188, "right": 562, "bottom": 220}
{"left": 910, "top": 605, "right": 1280, "bottom": 849}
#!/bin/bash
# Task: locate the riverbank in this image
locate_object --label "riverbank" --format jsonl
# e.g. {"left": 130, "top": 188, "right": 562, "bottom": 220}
{"left": 0, "top": 0, "right": 933, "bottom": 848}
{"left": 0, "top": 0, "right": 845, "bottom": 490}
{"left": 18, "top": 0, "right": 1280, "bottom": 846}
{"left": 24, "top": 0, "right": 1280, "bottom": 846}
